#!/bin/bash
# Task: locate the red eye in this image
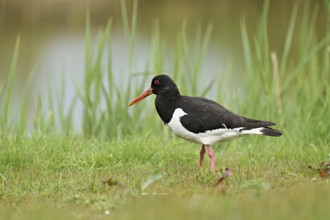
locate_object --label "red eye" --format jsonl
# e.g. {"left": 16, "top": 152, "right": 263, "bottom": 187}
{"left": 154, "top": 80, "right": 160, "bottom": 85}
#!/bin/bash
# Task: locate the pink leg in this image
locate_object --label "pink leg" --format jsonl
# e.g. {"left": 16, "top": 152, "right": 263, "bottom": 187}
{"left": 206, "top": 145, "right": 215, "bottom": 174}
{"left": 199, "top": 145, "right": 206, "bottom": 167}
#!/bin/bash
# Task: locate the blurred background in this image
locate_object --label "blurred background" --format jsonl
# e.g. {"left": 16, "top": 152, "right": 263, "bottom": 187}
{"left": 0, "top": 0, "right": 327, "bottom": 85}
{"left": 0, "top": 0, "right": 328, "bottom": 134}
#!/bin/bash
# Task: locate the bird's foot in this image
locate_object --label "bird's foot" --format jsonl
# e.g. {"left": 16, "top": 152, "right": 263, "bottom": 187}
{"left": 199, "top": 145, "right": 206, "bottom": 168}
{"left": 206, "top": 145, "right": 215, "bottom": 174}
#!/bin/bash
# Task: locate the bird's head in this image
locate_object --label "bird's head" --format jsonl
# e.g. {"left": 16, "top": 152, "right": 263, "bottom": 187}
{"left": 128, "top": 74, "right": 179, "bottom": 107}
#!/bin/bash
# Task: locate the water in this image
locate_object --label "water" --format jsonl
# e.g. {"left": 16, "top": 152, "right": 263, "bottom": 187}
{"left": 0, "top": 0, "right": 327, "bottom": 130}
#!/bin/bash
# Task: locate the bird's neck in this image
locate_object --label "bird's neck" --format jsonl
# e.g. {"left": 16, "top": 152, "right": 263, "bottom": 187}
{"left": 155, "top": 91, "right": 181, "bottom": 124}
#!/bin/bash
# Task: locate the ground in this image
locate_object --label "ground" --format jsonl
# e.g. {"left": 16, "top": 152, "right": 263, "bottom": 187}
{"left": 0, "top": 135, "right": 329, "bottom": 219}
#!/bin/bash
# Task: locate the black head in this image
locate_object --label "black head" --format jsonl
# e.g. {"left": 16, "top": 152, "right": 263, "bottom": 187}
{"left": 128, "top": 74, "right": 180, "bottom": 107}
{"left": 150, "top": 74, "right": 180, "bottom": 95}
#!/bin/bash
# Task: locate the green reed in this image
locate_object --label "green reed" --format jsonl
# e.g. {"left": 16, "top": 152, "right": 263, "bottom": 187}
{"left": 0, "top": 0, "right": 329, "bottom": 144}
{"left": 237, "top": 0, "right": 330, "bottom": 145}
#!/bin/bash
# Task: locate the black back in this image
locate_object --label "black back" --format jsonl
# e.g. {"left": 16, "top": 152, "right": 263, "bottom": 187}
{"left": 151, "top": 74, "right": 277, "bottom": 134}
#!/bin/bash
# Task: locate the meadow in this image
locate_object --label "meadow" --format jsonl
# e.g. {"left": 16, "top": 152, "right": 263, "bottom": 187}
{"left": 1, "top": 0, "right": 330, "bottom": 219}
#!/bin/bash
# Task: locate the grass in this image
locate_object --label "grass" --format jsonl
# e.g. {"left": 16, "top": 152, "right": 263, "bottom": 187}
{"left": 1, "top": 0, "right": 330, "bottom": 219}
{"left": 0, "top": 135, "right": 329, "bottom": 220}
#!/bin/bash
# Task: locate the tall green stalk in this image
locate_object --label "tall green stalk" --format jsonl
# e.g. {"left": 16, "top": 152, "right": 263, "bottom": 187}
{"left": 0, "top": 36, "right": 20, "bottom": 134}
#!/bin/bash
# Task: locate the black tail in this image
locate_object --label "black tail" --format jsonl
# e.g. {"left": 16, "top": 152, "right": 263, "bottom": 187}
{"left": 261, "top": 127, "right": 283, "bottom": 137}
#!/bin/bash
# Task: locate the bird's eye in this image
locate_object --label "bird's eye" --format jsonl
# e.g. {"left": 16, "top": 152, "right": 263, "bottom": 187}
{"left": 154, "top": 80, "right": 160, "bottom": 85}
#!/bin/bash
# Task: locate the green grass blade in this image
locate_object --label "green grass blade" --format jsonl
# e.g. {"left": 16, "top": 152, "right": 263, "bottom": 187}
{"left": 240, "top": 16, "right": 253, "bottom": 74}
{"left": 2, "top": 36, "right": 20, "bottom": 131}
{"left": 280, "top": 2, "right": 298, "bottom": 75}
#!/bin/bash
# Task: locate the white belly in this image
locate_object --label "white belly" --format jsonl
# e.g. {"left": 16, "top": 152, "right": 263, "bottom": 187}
{"left": 166, "top": 108, "right": 246, "bottom": 145}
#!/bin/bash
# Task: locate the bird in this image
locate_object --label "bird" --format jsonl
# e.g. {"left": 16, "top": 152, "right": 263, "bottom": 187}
{"left": 128, "top": 74, "right": 282, "bottom": 173}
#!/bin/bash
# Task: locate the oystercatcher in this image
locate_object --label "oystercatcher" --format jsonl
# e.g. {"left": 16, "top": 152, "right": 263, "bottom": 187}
{"left": 128, "top": 74, "right": 282, "bottom": 173}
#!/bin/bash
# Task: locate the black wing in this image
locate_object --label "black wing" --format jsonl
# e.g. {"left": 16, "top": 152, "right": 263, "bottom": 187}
{"left": 178, "top": 96, "right": 275, "bottom": 134}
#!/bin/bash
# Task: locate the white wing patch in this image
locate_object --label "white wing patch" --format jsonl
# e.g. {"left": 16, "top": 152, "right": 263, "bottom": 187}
{"left": 240, "top": 127, "right": 264, "bottom": 135}
{"left": 167, "top": 108, "right": 249, "bottom": 145}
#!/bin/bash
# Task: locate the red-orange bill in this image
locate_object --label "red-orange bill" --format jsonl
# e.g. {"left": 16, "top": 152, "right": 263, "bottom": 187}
{"left": 128, "top": 87, "right": 153, "bottom": 107}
